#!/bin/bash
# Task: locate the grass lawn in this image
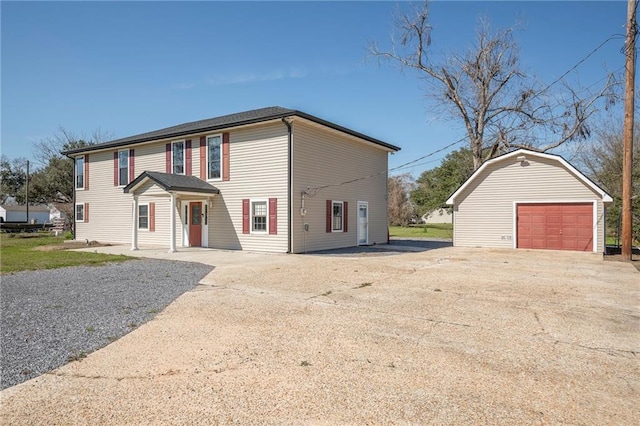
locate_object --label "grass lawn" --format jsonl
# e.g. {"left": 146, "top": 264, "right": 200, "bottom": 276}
{"left": 389, "top": 223, "right": 453, "bottom": 239}
{"left": 0, "top": 233, "right": 132, "bottom": 274}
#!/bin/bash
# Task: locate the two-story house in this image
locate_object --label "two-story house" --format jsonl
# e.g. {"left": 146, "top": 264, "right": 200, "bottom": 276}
{"left": 63, "top": 106, "right": 400, "bottom": 253}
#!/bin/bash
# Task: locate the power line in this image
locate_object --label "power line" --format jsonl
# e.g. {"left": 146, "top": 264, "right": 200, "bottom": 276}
{"left": 389, "top": 136, "right": 467, "bottom": 172}
{"left": 534, "top": 33, "right": 624, "bottom": 98}
{"left": 303, "top": 135, "right": 467, "bottom": 196}
{"left": 305, "top": 31, "right": 625, "bottom": 196}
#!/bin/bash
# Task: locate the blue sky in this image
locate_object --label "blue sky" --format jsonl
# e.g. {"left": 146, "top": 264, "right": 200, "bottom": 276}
{"left": 1, "top": 1, "right": 627, "bottom": 176}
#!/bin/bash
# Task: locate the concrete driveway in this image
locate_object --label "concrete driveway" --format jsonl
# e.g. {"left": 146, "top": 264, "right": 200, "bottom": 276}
{"left": 1, "top": 244, "right": 638, "bottom": 424}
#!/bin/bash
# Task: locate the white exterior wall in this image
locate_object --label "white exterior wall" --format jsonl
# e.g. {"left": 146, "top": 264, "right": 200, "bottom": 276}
{"left": 3, "top": 209, "right": 50, "bottom": 223}
{"left": 291, "top": 120, "right": 390, "bottom": 253}
{"left": 423, "top": 209, "right": 453, "bottom": 224}
{"left": 452, "top": 156, "right": 607, "bottom": 252}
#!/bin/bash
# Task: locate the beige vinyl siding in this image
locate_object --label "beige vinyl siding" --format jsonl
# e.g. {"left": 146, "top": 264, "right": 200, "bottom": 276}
{"left": 134, "top": 181, "right": 184, "bottom": 247}
{"left": 133, "top": 141, "right": 168, "bottom": 175}
{"left": 74, "top": 142, "right": 186, "bottom": 247}
{"left": 74, "top": 118, "right": 389, "bottom": 253}
{"left": 207, "top": 122, "right": 289, "bottom": 252}
{"left": 291, "top": 120, "right": 389, "bottom": 253}
{"left": 453, "top": 156, "right": 606, "bottom": 252}
{"left": 75, "top": 150, "right": 131, "bottom": 243}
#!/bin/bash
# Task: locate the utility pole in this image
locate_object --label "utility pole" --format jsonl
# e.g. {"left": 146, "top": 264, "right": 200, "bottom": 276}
{"left": 25, "top": 160, "right": 30, "bottom": 223}
{"left": 622, "top": 0, "right": 637, "bottom": 260}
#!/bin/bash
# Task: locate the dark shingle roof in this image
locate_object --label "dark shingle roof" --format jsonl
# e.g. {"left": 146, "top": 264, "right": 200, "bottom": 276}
{"left": 123, "top": 171, "right": 220, "bottom": 195}
{"left": 63, "top": 106, "right": 400, "bottom": 155}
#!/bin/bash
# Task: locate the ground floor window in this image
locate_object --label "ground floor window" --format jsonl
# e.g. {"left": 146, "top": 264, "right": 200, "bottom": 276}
{"left": 138, "top": 204, "right": 148, "bottom": 230}
{"left": 332, "top": 201, "right": 343, "bottom": 232}
{"left": 75, "top": 203, "right": 84, "bottom": 222}
{"left": 252, "top": 200, "right": 267, "bottom": 232}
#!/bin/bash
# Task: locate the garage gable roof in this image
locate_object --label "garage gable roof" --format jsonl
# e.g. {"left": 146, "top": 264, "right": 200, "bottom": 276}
{"left": 446, "top": 149, "right": 613, "bottom": 205}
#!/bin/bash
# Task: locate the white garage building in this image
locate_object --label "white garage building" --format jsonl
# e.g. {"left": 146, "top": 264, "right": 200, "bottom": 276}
{"left": 446, "top": 149, "right": 613, "bottom": 253}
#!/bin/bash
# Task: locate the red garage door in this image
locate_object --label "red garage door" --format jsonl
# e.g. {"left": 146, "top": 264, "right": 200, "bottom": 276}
{"left": 517, "top": 203, "right": 593, "bottom": 251}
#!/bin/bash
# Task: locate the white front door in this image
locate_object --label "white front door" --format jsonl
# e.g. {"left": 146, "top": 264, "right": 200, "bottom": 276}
{"left": 357, "top": 201, "right": 368, "bottom": 245}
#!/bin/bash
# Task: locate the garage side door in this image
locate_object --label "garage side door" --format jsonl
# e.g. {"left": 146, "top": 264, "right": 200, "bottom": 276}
{"left": 517, "top": 203, "right": 593, "bottom": 251}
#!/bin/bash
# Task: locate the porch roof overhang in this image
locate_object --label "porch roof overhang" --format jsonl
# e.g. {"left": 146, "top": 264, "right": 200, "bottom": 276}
{"left": 123, "top": 171, "right": 220, "bottom": 196}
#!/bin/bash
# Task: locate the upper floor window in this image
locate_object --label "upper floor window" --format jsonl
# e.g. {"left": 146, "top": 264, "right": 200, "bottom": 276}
{"left": 172, "top": 141, "right": 185, "bottom": 175}
{"left": 207, "top": 135, "right": 222, "bottom": 180}
{"left": 118, "top": 150, "right": 129, "bottom": 186}
{"left": 75, "top": 156, "right": 85, "bottom": 189}
{"left": 332, "top": 201, "right": 343, "bottom": 232}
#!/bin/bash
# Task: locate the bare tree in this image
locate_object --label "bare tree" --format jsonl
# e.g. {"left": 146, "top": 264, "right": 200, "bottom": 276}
{"left": 388, "top": 174, "right": 416, "bottom": 226}
{"left": 28, "top": 127, "right": 111, "bottom": 225}
{"left": 32, "top": 127, "right": 112, "bottom": 167}
{"left": 579, "top": 122, "right": 640, "bottom": 244}
{"left": 369, "top": 1, "right": 618, "bottom": 170}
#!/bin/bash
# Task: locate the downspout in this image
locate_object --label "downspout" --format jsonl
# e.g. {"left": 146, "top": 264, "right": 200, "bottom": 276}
{"left": 282, "top": 117, "right": 293, "bottom": 253}
{"left": 72, "top": 157, "right": 76, "bottom": 240}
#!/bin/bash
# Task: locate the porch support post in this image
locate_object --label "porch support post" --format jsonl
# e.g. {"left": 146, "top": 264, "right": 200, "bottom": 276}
{"left": 169, "top": 192, "right": 177, "bottom": 253}
{"left": 131, "top": 195, "right": 139, "bottom": 251}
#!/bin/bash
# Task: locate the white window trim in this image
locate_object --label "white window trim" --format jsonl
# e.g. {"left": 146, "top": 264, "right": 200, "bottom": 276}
{"left": 356, "top": 200, "right": 369, "bottom": 245}
{"left": 172, "top": 140, "right": 186, "bottom": 175}
{"left": 75, "top": 156, "right": 85, "bottom": 191}
{"left": 206, "top": 133, "right": 223, "bottom": 182}
{"left": 250, "top": 198, "right": 269, "bottom": 234}
{"left": 75, "top": 203, "right": 85, "bottom": 223}
{"left": 118, "top": 149, "right": 129, "bottom": 187}
{"left": 332, "top": 200, "right": 344, "bottom": 233}
{"left": 137, "top": 203, "right": 149, "bottom": 231}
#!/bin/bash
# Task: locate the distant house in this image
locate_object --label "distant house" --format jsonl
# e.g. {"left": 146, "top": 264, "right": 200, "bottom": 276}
{"left": 48, "top": 203, "right": 71, "bottom": 219}
{"left": 421, "top": 208, "right": 452, "bottom": 224}
{"left": 0, "top": 205, "right": 51, "bottom": 224}
{"left": 446, "top": 149, "right": 613, "bottom": 253}
{"left": 63, "top": 106, "right": 401, "bottom": 253}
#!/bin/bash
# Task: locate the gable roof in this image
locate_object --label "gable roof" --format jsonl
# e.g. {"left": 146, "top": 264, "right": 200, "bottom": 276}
{"left": 123, "top": 171, "right": 220, "bottom": 195}
{"left": 445, "top": 149, "right": 613, "bottom": 205}
{"left": 0, "top": 204, "right": 51, "bottom": 212}
{"left": 63, "top": 106, "right": 400, "bottom": 156}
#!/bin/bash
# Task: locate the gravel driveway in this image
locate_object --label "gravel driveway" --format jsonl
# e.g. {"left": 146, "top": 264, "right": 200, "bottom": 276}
{"left": 1, "top": 259, "right": 213, "bottom": 389}
{"left": 1, "top": 246, "right": 638, "bottom": 424}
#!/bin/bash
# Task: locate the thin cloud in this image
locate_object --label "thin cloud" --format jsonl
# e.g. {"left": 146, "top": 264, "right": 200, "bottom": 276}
{"left": 205, "top": 68, "right": 307, "bottom": 86}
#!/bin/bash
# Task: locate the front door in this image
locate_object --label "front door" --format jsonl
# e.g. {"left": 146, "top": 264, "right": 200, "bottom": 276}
{"left": 357, "top": 201, "right": 368, "bottom": 245}
{"left": 189, "top": 202, "right": 202, "bottom": 247}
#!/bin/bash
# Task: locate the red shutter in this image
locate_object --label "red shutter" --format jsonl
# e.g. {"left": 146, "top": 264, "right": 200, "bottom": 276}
{"left": 222, "top": 132, "right": 230, "bottom": 181}
{"left": 185, "top": 139, "right": 192, "bottom": 176}
{"left": 84, "top": 154, "right": 89, "bottom": 190}
{"left": 129, "top": 149, "right": 135, "bottom": 182}
{"left": 113, "top": 152, "right": 118, "bottom": 186}
{"left": 343, "top": 202, "right": 348, "bottom": 233}
{"left": 242, "top": 199, "right": 250, "bottom": 234}
{"left": 199, "top": 136, "right": 206, "bottom": 180}
{"left": 269, "top": 198, "right": 277, "bottom": 235}
{"left": 149, "top": 202, "right": 155, "bottom": 232}
{"left": 326, "top": 200, "right": 332, "bottom": 233}
{"left": 84, "top": 203, "right": 89, "bottom": 223}
{"left": 165, "top": 143, "right": 171, "bottom": 173}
